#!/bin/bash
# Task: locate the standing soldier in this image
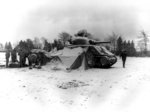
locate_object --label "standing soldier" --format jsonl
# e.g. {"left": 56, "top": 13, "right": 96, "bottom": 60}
{"left": 5, "top": 50, "right": 10, "bottom": 67}
{"left": 120, "top": 50, "right": 127, "bottom": 68}
{"left": 11, "top": 49, "right": 17, "bottom": 62}
{"left": 18, "top": 49, "right": 26, "bottom": 67}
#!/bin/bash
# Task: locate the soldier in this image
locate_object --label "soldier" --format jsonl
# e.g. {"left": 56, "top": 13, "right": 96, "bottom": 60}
{"left": 5, "top": 50, "right": 10, "bottom": 67}
{"left": 11, "top": 49, "right": 17, "bottom": 62}
{"left": 28, "top": 53, "right": 37, "bottom": 69}
{"left": 18, "top": 49, "right": 23, "bottom": 67}
{"left": 18, "top": 49, "right": 26, "bottom": 67}
{"left": 120, "top": 50, "right": 127, "bottom": 68}
{"left": 28, "top": 52, "right": 42, "bottom": 69}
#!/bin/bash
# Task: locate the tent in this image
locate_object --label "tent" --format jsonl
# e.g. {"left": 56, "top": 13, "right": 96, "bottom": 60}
{"left": 66, "top": 45, "right": 89, "bottom": 70}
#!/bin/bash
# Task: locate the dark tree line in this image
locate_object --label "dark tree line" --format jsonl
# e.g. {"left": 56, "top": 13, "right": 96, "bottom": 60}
{"left": 14, "top": 37, "right": 64, "bottom": 53}
{"left": 116, "top": 37, "right": 136, "bottom": 56}
{"left": 14, "top": 29, "right": 95, "bottom": 52}
{"left": 1, "top": 29, "right": 100, "bottom": 53}
{"left": 5, "top": 42, "right": 12, "bottom": 51}
{"left": 43, "top": 39, "right": 64, "bottom": 51}
{"left": 104, "top": 32, "right": 137, "bottom": 56}
{"left": 3, "top": 29, "right": 138, "bottom": 58}
{"left": 14, "top": 30, "right": 137, "bottom": 57}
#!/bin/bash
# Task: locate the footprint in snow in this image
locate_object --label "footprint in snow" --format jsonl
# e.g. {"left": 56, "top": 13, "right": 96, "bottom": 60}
{"left": 124, "top": 87, "right": 128, "bottom": 90}
{"left": 34, "top": 97, "right": 38, "bottom": 99}
{"left": 22, "top": 85, "right": 26, "bottom": 88}
{"left": 114, "top": 81, "right": 118, "bottom": 84}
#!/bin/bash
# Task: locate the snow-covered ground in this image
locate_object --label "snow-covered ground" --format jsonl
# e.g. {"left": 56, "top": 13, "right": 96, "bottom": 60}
{"left": 0, "top": 52, "right": 5, "bottom": 65}
{"left": 0, "top": 56, "right": 150, "bottom": 112}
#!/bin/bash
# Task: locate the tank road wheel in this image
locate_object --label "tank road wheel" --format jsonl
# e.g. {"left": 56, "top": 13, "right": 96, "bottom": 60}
{"left": 100, "top": 57, "right": 108, "bottom": 68}
{"left": 86, "top": 51, "right": 94, "bottom": 67}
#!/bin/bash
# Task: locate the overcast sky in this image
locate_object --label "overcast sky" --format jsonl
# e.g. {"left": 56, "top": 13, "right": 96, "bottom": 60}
{"left": 0, "top": 0, "right": 150, "bottom": 44}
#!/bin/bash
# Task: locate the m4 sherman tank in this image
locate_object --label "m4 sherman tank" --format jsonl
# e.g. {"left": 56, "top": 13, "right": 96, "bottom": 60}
{"left": 66, "top": 37, "right": 117, "bottom": 68}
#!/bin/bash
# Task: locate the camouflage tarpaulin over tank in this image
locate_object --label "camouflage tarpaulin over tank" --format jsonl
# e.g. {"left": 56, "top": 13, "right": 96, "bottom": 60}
{"left": 31, "top": 49, "right": 48, "bottom": 54}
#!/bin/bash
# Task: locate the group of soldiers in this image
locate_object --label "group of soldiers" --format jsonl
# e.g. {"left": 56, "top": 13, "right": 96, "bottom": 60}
{"left": 5, "top": 48, "right": 43, "bottom": 69}
{"left": 5, "top": 47, "right": 127, "bottom": 69}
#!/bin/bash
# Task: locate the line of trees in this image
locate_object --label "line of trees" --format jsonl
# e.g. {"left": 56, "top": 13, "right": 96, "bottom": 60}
{"left": 4, "top": 42, "right": 12, "bottom": 51}
{"left": 58, "top": 30, "right": 138, "bottom": 57}
{"left": 137, "top": 30, "right": 150, "bottom": 56}
{"left": 2, "top": 29, "right": 150, "bottom": 57}
{"left": 12, "top": 29, "right": 99, "bottom": 52}
{"left": 105, "top": 33, "right": 137, "bottom": 56}
{"left": 116, "top": 37, "right": 136, "bottom": 56}
{"left": 14, "top": 37, "right": 64, "bottom": 52}
{"left": 2, "top": 30, "right": 137, "bottom": 57}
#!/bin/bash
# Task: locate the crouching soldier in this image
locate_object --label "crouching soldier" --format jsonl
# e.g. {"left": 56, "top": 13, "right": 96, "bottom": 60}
{"left": 5, "top": 50, "right": 10, "bottom": 67}
{"left": 28, "top": 53, "right": 41, "bottom": 69}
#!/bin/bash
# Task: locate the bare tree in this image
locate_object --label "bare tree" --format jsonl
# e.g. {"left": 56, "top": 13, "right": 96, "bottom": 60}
{"left": 33, "top": 37, "right": 42, "bottom": 49}
{"left": 105, "top": 32, "right": 119, "bottom": 53}
{"left": 138, "top": 30, "right": 149, "bottom": 54}
{"left": 59, "top": 32, "right": 72, "bottom": 45}
{"left": 0, "top": 43, "right": 3, "bottom": 50}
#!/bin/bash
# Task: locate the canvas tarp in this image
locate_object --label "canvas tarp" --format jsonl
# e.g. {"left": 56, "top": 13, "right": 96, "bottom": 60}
{"left": 68, "top": 47, "right": 89, "bottom": 70}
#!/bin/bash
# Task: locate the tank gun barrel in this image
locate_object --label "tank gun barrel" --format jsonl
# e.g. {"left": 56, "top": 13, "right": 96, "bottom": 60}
{"left": 94, "top": 41, "right": 111, "bottom": 44}
{"left": 89, "top": 40, "right": 111, "bottom": 45}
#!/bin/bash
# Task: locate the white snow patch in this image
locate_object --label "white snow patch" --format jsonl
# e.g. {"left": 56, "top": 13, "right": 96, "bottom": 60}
{"left": 0, "top": 57, "right": 150, "bottom": 112}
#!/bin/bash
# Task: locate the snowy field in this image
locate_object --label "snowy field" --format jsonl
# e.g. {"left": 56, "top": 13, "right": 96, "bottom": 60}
{"left": 0, "top": 52, "right": 5, "bottom": 65}
{"left": 0, "top": 55, "right": 150, "bottom": 112}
